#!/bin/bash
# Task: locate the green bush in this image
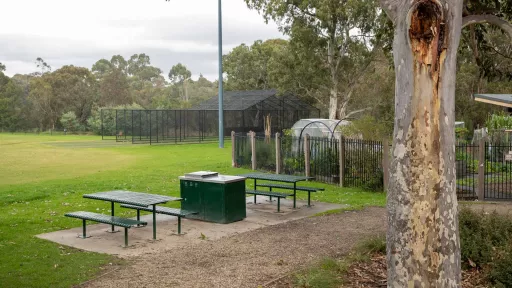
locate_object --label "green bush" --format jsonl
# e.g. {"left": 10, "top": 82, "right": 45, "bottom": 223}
{"left": 456, "top": 127, "right": 469, "bottom": 140}
{"left": 488, "top": 250, "right": 512, "bottom": 288}
{"left": 255, "top": 139, "right": 276, "bottom": 171}
{"left": 310, "top": 146, "right": 338, "bottom": 176}
{"left": 60, "top": 111, "right": 83, "bottom": 132}
{"left": 459, "top": 208, "right": 512, "bottom": 286}
{"left": 362, "top": 169, "right": 384, "bottom": 192}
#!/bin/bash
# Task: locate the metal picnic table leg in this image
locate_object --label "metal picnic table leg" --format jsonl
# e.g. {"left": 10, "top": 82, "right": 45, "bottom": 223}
{"left": 111, "top": 201, "right": 115, "bottom": 232}
{"left": 152, "top": 204, "right": 157, "bottom": 240}
{"left": 82, "top": 219, "right": 87, "bottom": 238}
{"left": 293, "top": 182, "right": 297, "bottom": 209}
{"left": 254, "top": 179, "right": 257, "bottom": 204}
{"left": 124, "top": 227, "right": 128, "bottom": 247}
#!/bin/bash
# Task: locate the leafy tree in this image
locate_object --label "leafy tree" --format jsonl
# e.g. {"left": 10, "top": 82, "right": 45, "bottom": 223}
{"left": 460, "top": 0, "right": 512, "bottom": 80}
{"left": 0, "top": 62, "right": 5, "bottom": 72}
{"left": 91, "top": 59, "right": 113, "bottom": 79}
{"left": 127, "top": 53, "right": 151, "bottom": 76}
{"left": 28, "top": 76, "right": 59, "bottom": 130}
{"left": 223, "top": 39, "right": 287, "bottom": 90}
{"left": 92, "top": 57, "right": 131, "bottom": 106}
{"left": 0, "top": 71, "right": 23, "bottom": 131}
{"left": 245, "top": 0, "right": 381, "bottom": 119}
{"left": 59, "top": 111, "right": 80, "bottom": 132}
{"left": 168, "top": 63, "right": 192, "bottom": 102}
{"left": 48, "top": 65, "right": 98, "bottom": 124}
{"left": 379, "top": 0, "right": 512, "bottom": 285}
{"left": 110, "top": 55, "right": 128, "bottom": 73}
{"left": 33, "top": 57, "right": 51, "bottom": 76}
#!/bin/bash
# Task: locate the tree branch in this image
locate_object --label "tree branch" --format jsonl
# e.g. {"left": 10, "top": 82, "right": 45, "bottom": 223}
{"left": 342, "top": 107, "right": 373, "bottom": 120}
{"left": 379, "top": 0, "right": 400, "bottom": 23}
{"left": 462, "top": 14, "right": 512, "bottom": 39}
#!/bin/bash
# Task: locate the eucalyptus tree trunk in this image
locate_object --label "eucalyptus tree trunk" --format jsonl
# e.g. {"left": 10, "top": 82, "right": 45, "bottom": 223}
{"left": 380, "top": 0, "right": 463, "bottom": 286}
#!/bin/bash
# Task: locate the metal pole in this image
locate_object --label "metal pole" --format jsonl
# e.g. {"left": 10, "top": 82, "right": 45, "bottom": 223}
{"left": 101, "top": 109, "right": 104, "bottom": 140}
{"left": 218, "top": 0, "right": 224, "bottom": 148}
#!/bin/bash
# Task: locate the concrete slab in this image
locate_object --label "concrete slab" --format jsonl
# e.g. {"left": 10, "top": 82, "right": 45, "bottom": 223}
{"left": 37, "top": 196, "right": 345, "bottom": 257}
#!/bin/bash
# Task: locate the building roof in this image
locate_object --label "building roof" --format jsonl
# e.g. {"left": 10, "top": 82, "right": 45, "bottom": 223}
{"left": 474, "top": 94, "right": 512, "bottom": 108}
{"left": 193, "top": 89, "right": 319, "bottom": 111}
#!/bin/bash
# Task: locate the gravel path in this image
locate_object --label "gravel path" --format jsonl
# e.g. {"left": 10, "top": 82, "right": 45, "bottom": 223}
{"left": 84, "top": 207, "right": 386, "bottom": 288}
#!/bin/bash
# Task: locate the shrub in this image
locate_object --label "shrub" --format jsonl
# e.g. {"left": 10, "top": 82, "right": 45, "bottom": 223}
{"left": 459, "top": 207, "right": 512, "bottom": 286}
{"left": 60, "top": 111, "right": 83, "bottom": 132}
{"left": 488, "top": 250, "right": 512, "bottom": 288}
{"left": 362, "top": 169, "right": 384, "bottom": 192}
{"left": 255, "top": 139, "right": 276, "bottom": 171}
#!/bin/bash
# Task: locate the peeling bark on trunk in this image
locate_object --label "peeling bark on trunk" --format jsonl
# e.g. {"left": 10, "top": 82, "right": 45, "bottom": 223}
{"left": 384, "top": 0, "right": 463, "bottom": 286}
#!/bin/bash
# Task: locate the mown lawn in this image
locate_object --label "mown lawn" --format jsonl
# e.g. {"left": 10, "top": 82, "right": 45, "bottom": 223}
{"left": 0, "top": 133, "right": 385, "bottom": 288}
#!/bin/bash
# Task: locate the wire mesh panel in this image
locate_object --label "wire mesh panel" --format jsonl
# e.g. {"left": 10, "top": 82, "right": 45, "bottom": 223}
{"left": 484, "top": 142, "right": 512, "bottom": 200}
{"left": 114, "top": 109, "right": 132, "bottom": 142}
{"left": 309, "top": 137, "right": 339, "bottom": 184}
{"left": 254, "top": 135, "right": 276, "bottom": 172}
{"left": 456, "top": 143, "right": 478, "bottom": 200}
{"left": 101, "top": 109, "right": 117, "bottom": 140}
{"left": 234, "top": 133, "right": 251, "bottom": 168}
{"left": 343, "top": 139, "right": 383, "bottom": 188}
{"left": 101, "top": 102, "right": 319, "bottom": 145}
{"left": 281, "top": 136, "right": 305, "bottom": 176}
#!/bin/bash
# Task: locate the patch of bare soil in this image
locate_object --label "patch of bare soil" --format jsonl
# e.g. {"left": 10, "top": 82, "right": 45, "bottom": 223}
{"left": 82, "top": 207, "right": 386, "bottom": 288}
{"left": 341, "top": 253, "right": 489, "bottom": 288}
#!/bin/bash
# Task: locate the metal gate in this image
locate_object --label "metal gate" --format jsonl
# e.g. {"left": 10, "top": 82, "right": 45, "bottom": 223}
{"left": 484, "top": 143, "right": 512, "bottom": 200}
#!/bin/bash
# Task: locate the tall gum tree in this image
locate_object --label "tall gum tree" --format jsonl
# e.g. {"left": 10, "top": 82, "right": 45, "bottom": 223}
{"left": 244, "top": 0, "right": 379, "bottom": 120}
{"left": 380, "top": 0, "right": 512, "bottom": 286}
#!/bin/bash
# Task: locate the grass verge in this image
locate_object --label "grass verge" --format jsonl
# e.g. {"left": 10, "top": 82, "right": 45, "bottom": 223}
{"left": 292, "top": 235, "right": 386, "bottom": 288}
{"left": 0, "top": 134, "right": 384, "bottom": 288}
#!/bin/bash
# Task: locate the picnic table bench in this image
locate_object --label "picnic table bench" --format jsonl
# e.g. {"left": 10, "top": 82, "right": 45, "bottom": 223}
{"left": 239, "top": 173, "right": 319, "bottom": 210}
{"left": 65, "top": 211, "right": 146, "bottom": 247}
{"left": 120, "top": 204, "right": 197, "bottom": 234}
{"left": 255, "top": 183, "right": 324, "bottom": 207}
{"left": 245, "top": 189, "right": 293, "bottom": 212}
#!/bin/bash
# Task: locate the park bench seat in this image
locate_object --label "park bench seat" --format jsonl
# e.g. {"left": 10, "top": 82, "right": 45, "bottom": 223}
{"left": 255, "top": 183, "right": 324, "bottom": 207}
{"left": 65, "top": 211, "right": 146, "bottom": 247}
{"left": 120, "top": 204, "right": 197, "bottom": 234}
{"left": 245, "top": 189, "right": 292, "bottom": 212}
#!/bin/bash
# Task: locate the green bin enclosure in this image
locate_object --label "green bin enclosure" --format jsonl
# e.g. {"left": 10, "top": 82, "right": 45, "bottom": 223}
{"left": 179, "top": 171, "right": 246, "bottom": 224}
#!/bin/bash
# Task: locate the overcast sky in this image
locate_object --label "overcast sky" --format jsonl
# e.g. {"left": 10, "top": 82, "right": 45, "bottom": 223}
{"left": 0, "top": 0, "right": 284, "bottom": 80}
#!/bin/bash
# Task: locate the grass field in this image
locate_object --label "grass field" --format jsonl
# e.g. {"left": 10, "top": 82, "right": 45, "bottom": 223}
{"left": 0, "top": 133, "right": 385, "bottom": 288}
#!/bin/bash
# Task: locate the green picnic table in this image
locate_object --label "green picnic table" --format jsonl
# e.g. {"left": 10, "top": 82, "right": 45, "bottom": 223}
{"left": 83, "top": 191, "right": 182, "bottom": 240}
{"left": 238, "top": 173, "right": 313, "bottom": 208}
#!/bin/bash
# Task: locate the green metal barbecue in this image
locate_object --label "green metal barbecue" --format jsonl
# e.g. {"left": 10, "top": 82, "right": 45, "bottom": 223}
{"left": 179, "top": 171, "right": 246, "bottom": 224}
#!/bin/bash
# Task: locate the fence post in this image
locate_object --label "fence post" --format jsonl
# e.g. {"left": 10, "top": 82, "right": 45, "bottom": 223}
{"left": 275, "top": 132, "right": 281, "bottom": 174}
{"left": 304, "top": 134, "right": 310, "bottom": 178}
{"left": 251, "top": 131, "right": 257, "bottom": 171}
{"left": 478, "top": 137, "right": 486, "bottom": 201}
{"left": 339, "top": 136, "right": 345, "bottom": 187}
{"left": 382, "top": 139, "right": 390, "bottom": 192}
{"left": 231, "top": 131, "right": 236, "bottom": 167}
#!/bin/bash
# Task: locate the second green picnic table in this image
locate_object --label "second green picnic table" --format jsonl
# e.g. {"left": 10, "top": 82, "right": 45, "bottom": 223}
{"left": 238, "top": 173, "right": 320, "bottom": 209}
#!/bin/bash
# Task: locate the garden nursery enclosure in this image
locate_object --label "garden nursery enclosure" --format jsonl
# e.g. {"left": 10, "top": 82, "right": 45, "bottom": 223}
{"left": 233, "top": 129, "right": 512, "bottom": 199}
{"left": 101, "top": 90, "right": 320, "bottom": 144}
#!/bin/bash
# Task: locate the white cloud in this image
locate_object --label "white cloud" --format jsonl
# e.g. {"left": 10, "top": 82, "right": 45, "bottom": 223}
{"left": 0, "top": 0, "right": 284, "bottom": 79}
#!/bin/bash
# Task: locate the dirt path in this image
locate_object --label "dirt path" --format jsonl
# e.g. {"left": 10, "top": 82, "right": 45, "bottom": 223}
{"left": 83, "top": 207, "right": 386, "bottom": 288}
